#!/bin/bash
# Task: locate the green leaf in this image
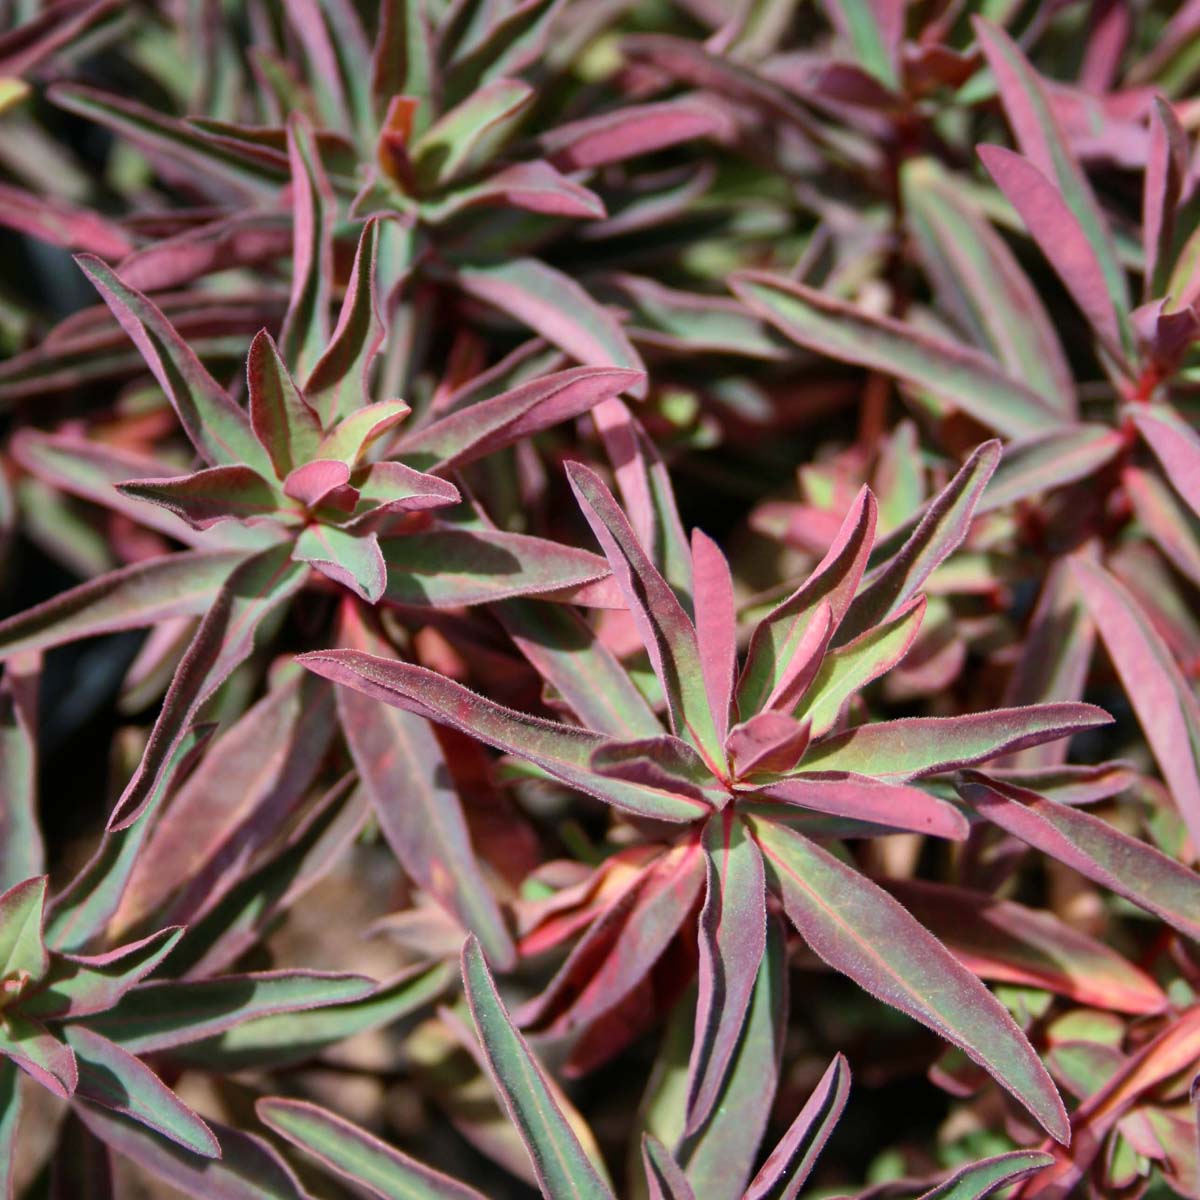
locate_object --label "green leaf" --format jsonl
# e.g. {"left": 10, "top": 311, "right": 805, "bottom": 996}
{"left": 0, "top": 1013, "right": 76, "bottom": 1097}
{"left": 916, "top": 1150, "right": 1056, "bottom": 1199}
{"left": 0, "top": 664, "right": 42, "bottom": 892}
{"left": 117, "top": 465, "right": 282, "bottom": 530}
{"left": 294, "top": 525, "right": 387, "bottom": 604}
{"left": 461, "top": 935, "right": 617, "bottom": 1200}
{"left": 978, "top": 426, "right": 1123, "bottom": 514}
{"left": 258, "top": 1097, "right": 487, "bottom": 1199}
{"left": 822, "top": 0, "right": 899, "bottom": 88}
{"left": 0, "top": 1059, "right": 19, "bottom": 1197}
{"left": 0, "top": 876, "right": 47, "bottom": 987}
{"left": 751, "top": 818, "right": 1069, "bottom": 1142}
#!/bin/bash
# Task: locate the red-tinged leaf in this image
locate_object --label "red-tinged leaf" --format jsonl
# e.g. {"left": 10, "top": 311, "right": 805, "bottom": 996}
{"left": 345, "top": 461, "right": 461, "bottom": 527}
{"left": 1071, "top": 557, "right": 1200, "bottom": 846}
{"left": 287, "top": 0, "right": 372, "bottom": 141}
{"left": 117, "top": 465, "right": 280, "bottom": 530}
{"left": 456, "top": 259, "right": 647, "bottom": 398}
{"left": 973, "top": 19, "right": 1130, "bottom": 352}
{"left": 293, "top": 525, "right": 386, "bottom": 603}
{"left": 62, "top": 1026, "right": 218, "bottom": 1158}
{"left": 258, "top": 1097, "right": 487, "bottom": 1199}
{"left": 918, "top": 1150, "right": 1056, "bottom": 1199}
{"left": 0, "top": 1014, "right": 76, "bottom": 1097}
{"left": 380, "top": 527, "right": 613, "bottom": 607}
{"left": 426, "top": 161, "right": 606, "bottom": 222}
{"left": 442, "top": 0, "right": 559, "bottom": 104}
{"left": 75, "top": 1103, "right": 308, "bottom": 1200}
{"left": 803, "top": 703, "right": 1110, "bottom": 781}
{"left": 957, "top": 772, "right": 1200, "bottom": 943}
{"left": 0, "top": 662, "right": 42, "bottom": 892}
{"left": 743, "top": 1053, "right": 850, "bottom": 1200}
{"left": 977, "top": 145, "right": 1126, "bottom": 360}
{"left": 643, "top": 1135, "right": 696, "bottom": 1200}
{"left": 282, "top": 458, "right": 352, "bottom": 508}
{"left": 728, "top": 713, "right": 812, "bottom": 778}
{"left": 247, "top": 330, "right": 322, "bottom": 479}
{"left": 761, "top": 774, "right": 969, "bottom": 840}
{"left": 517, "top": 839, "right": 704, "bottom": 1036}
{"left": 568, "top": 462, "right": 724, "bottom": 765}
{"left": 461, "top": 935, "right": 618, "bottom": 1200}
{"left": 0, "top": 182, "right": 131, "bottom": 258}
{"left": 318, "top": 400, "right": 411, "bottom": 466}
{"left": 298, "top": 651, "right": 710, "bottom": 823}
{"left": 730, "top": 273, "right": 1060, "bottom": 437}
{"left": 75, "top": 256, "right": 271, "bottom": 472}
{"left": 542, "top": 98, "right": 730, "bottom": 170}
{"left": 306, "top": 219, "right": 384, "bottom": 426}
{"left": 399, "top": 367, "right": 643, "bottom": 473}
{"left": 83, "top": 970, "right": 377, "bottom": 1054}
{"left": 1144, "top": 98, "right": 1190, "bottom": 299}
{"left": 280, "top": 115, "right": 334, "bottom": 379}
{"left": 985, "top": 761, "right": 1136, "bottom": 806}
{"left": 336, "top": 607, "right": 515, "bottom": 969}
{"left": 107, "top": 545, "right": 308, "bottom": 831}
{"left": 686, "top": 812, "right": 766, "bottom": 1134}
{"left": 978, "top": 426, "right": 1124, "bottom": 514}
{"left": 591, "top": 737, "right": 719, "bottom": 805}
{"left": 751, "top": 817, "right": 1069, "bottom": 1143}
{"left": 691, "top": 530, "right": 736, "bottom": 745}
{"left": 840, "top": 442, "right": 999, "bottom": 644}
{"left": 882, "top": 879, "right": 1167, "bottom": 1015}
{"left": 1124, "top": 462, "right": 1200, "bottom": 588}
{"left": 1129, "top": 406, "right": 1200, "bottom": 519}
{"left": 739, "top": 488, "right": 877, "bottom": 716}
{"left": 0, "top": 875, "right": 48, "bottom": 983}
{"left": 0, "top": 1, "right": 121, "bottom": 77}
{"left": 372, "top": 0, "right": 436, "bottom": 125}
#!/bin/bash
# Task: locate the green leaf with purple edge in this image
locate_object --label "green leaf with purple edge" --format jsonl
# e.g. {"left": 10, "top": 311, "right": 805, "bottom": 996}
{"left": 1124, "top": 462, "right": 1200, "bottom": 588}
{"left": 372, "top": 0, "right": 436, "bottom": 131}
{"left": 743, "top": 1052, "right": 850, "bottom": 1200}
{"left": 1144, "top": 97, "right": 1191, "bottom": 300}
{"left": 916, "top": 1149, "right": 1057, "bottom": 1199}
{"left": 345, "top": 461, "right": 461, "bottom": 525}
{"left": 423, "top": 162, "right": 606, "bottom": 223}
{"left": 294, "top": 525, "right": 387, "bottom": 603}
{"left": 977, "top": 425, "right": 1124, "bottom": 514}
{"left": 0, "top": 1059, "right": 18, "bottom": 1198}
{"left": 956, "top": 772, "right": 1200, "bottom": 944}
{"left": 0, "top": 876, "right": 48, "bottom": 987}
{"left": 258, "top": 1096, "right": 487, "bottom": 1199}
{"left": 821, "top": 0, "right": 900, "bottom": 88}
{"left": 0, "top": 1013, "right": 76, "bottom": 1097}
{"left": 442, "top": 0, "right": 560, "bottom": 105}
{"left": 800, "top": 702, "right": 1111, "bottom": 781}
{"left": 461, "top": 934, "right": 617, "bottom": 1200}
{"left": 117, "top": 466, "right": 282, "bottom": 530}
{"left": 729, "top": 273, "right": 1060, "bottom": 437}
{"left": 318, "top": 399, "right": 412, "bottom": 467}
{"left": 1071, "top": 557, "right": 1200, "bottom": 848}
{"left": 247, "top": 330, "right": 322, "bottom": 479}
{"left": 1130, "top": 406, "right": 1200, "bottom": 519}
{"left": 642, "top": 1135, "right": 696, "bottom": 1200}
{"left": 750, "top": 817, "right": 1069, "bottom": 1142}
{"left": 62, "top": 1025, "right": 219, "bottom": 1158}
{"left": 299, "top": 650, "right": 710, "bottom": 822}
{"left": 0, "top": 666, "right": 42, "bottom": 892}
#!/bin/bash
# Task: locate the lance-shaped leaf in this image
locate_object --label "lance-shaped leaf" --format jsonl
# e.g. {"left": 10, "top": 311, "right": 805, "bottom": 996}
{"left": 398, "top": 367, "right": 642, "bottom": 472}
{"left": 0, "top": 1060, "right": 18, "bottom": 1198}
{"left": 743, "top": 1052, "right": 850, "bottom": 1200}
{"left": 685, "top": 813, "right": 766, "bottom": 1134}
{"left": 337, "top": 609, "right": 514, "bottom": 967}
{"left": 300, "top": 651, "right": 710, "bottom": 822}
{"left": 568, "top": 463, "right": 723, "bottom": 764}
{"left": 957, "top": 773, "right": 1200, "bottom": 944}
{"left": 294, "top": 525, "right": 387, "bottom": 603}
{"left": 751, "top": 818, "right": 1069, "bottom": 1142}
{"left": 727, "top": 713, "right": 812, "bottom": 778}
{"left": 456, "top": 259, "right": 647, "bottom": 398}
{"left": 62, "top": 1025, "right": 218, "bottom": 1157}
{"left": 801, "top": 703, "right": 1110, "bottom": 781}
{"left": 691, "top": 531, "right": 736, "bottom": 746}
{"left": 380, "top": 528, "right": 613, "bottom": 607}
{"left": 1071, "top": 558, "right": 1200, "bottom": 846}
{"left": 248, "top": 330, "right": 322, "bottom": 478}
{"left": 1144, "top": 98, "right": 1190, "bottom": 299}
{"left": 346, "top": 462, "right": 462, "bottom": 526}
{"left": 0, "top": 180, "right": 132, "bottom": 259}
{"left": 82, "top": 970, "right": 377, "bottom": 1054}
{"left": 283, "top": 459, "right": 353, "bottom": 508}
{"left": 75, "top": 256, "right": 271, "bottom": 473}
{"left": 978, "top": 426, "right": 1123, "bottom": 514}
{"left": 0, "top": 664, "right": 42, "bottom": 891}
{"left": 117, "top": 466, "right": 281, "bottom": 530}
{"left": 730, "top": 273, "right": 1060, "bottom": 437}
{"left": 461, "top": 935, "right": 617, "bottom": 1200}
{"left": 1130, "top": 406, "right": 1200, "bottom": 519}
{"left": 258, "top": 1097, "right": 486, "bottom": 1199}
{"left": 1124, "top": 462, "right": 1200, "bottom": 588}
{"left": 882, "top": 879, "right": 1167, "bottom": 1014}
{"left": 318, "top": 399, "right": 411, "bottom": 466}
{"left": 760, "top": 775, "right": 969, "bottom": 840}
{"left": 918, "top": 1150, "right": 1056, "bottom": 1199}
{"left": 443, "top": 0, "right": 559, "bottom": 104}
{"left": 425, "top": 162, "right": 605, "bottom": 223}
{"left": 76, "top": 1103, "right": 308, "bottom": 1200}
{"left": 642, "top": 1136, "right": 695, "bottom": 1200}
{"left": 107, "top": 545, "right": 308, "bottom": 830}
{"left": 0, "top": 1014, "right": 76, "bottom": 1097}
{"left": 0, "top": 876, "right": 48, "bottom": 986}
{"left": 739, "top": 488, "right": 876, "bottom": 715}
{"left": 839, "top": 441, "right": 999, "bottom": 644}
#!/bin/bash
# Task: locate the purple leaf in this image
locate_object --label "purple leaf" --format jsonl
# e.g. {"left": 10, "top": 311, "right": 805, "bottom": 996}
{"left": 426, "top": 161, "right": 606, "bottom": 222}
{"left": 117, "top": 466, "right": 280, "bottom": 530}
{"left": 1143, "top": 98, "right": 1190, "bottom": 299}
{"left": 691, "top": 530, "right": 737, "bottom": 744}
{"left": 1129, "top": 405, "right": 1200, "bottom": 519}
{"left": 0, "top": 182, "right": 131, "bottom": 259}
{"left": 282, "top": 458, "right": 353, "bottom": 508}
{"left": 727, "top": 712, "right": 812, "bottom": 777}
{"left": 0, "top": 1, "right": 122, "bottom": 77}
{"left": 643, "top": 1135, "right": 696, "bottom": 1200}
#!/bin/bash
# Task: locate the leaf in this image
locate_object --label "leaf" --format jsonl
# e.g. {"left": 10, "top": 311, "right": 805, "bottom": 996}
{"left": 424, "top": 161, "right": 606, "bottom": 223}
{"left": 978, "top": 426, "right": 1123, "bottom": 514}
{"left": 247, "top": 330, "right": 322, "bottom": 479}
{"left": 75, "top": 256, "right": 271, "bottom": 473}
{"left": 107, "top": 545, "right": 308, "bottom": 830}
{"left": 821, "top": 0, "right": 900, "bottom": 87}
{"left": 685, "top": 813, "right": 766, "bottom": 1134}
{"left": 293, "top": 525, "right": 386, "bottom": 603}
{"left": 642, "top": 1136, "right": 696, "bottom": 1200}
{"left": 318, "top": 399, "right": 411, "bottom": 467}
{"left": 802, "top": 703, "right": 1110, "bottom": 781}
{"left": 0, "top": 181, "right": 132, "bottom": 259}
{"left": 838, "top": 441, "right": 999, "bottom": 644}
{"left": 957, "top": 773, "right": 1200, "bottom": 944}
{"left": 63, "top": 1025, "right": 218, "bottom": 1157}
{"left": 1129, "top": 406, "right": 1200, "bottom": 519}
{"left": 0, "top": 663, "right": 42, "bottom": 891}
{"left": 373, "top": 0, "right": 436, "bottom": 127}
{"left": 461, "top": 935, "right": 617, "bottom": 1200}
{"left": 0, "top": 1013, "right": 76, "bottom": 1097}
{"left": 258, "top": 1097, "right": 486, "bottom": 1199}
{"left": 730, "top": 273, "right": 1060, "bottom": 437}
{"left": 0, "top": 1060, "right": 18, "bottom": 1199}
{"left": 691, "top": 531, "right": 736, "bottom": 746}
{"left": 117, "top": 466, "right": 281, "bottom": 530}
{"left": 346, "top": 461, "right": 462, "bottom": 526}
{"left": 299, "top": 650, "right": 710, "bottom": 822}
{"left": 443, "top": 0, "right": 559, "bottom": 105}
{"left": 743, "top": 1053, "right": 850, "bottom": 1200}
{"left": 1143, "top": 97, "right": 1190, "bottom": 299}
{"left": 917, "top": 1150, "right": 1056, "bottom": 1199}
{"left": 282, "top": 458, "right": 352, "bottom": 507}
{"left": 456, "top": 259, "right": 646, "bottom": 398}
{"left": 1071, "top": 557, "right": 1200, "bottom": 847}
{"left": 727, "top": 713, "right": 811, "bottom": 778}
{"left": 751, "top": 817, "right": 1069, "bottom": 1142}
{"left": 568, "top": 463, "right": 722, "bottom": 764}
{"left": 0, "top": 876, "right": 47, "bottom": 985}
